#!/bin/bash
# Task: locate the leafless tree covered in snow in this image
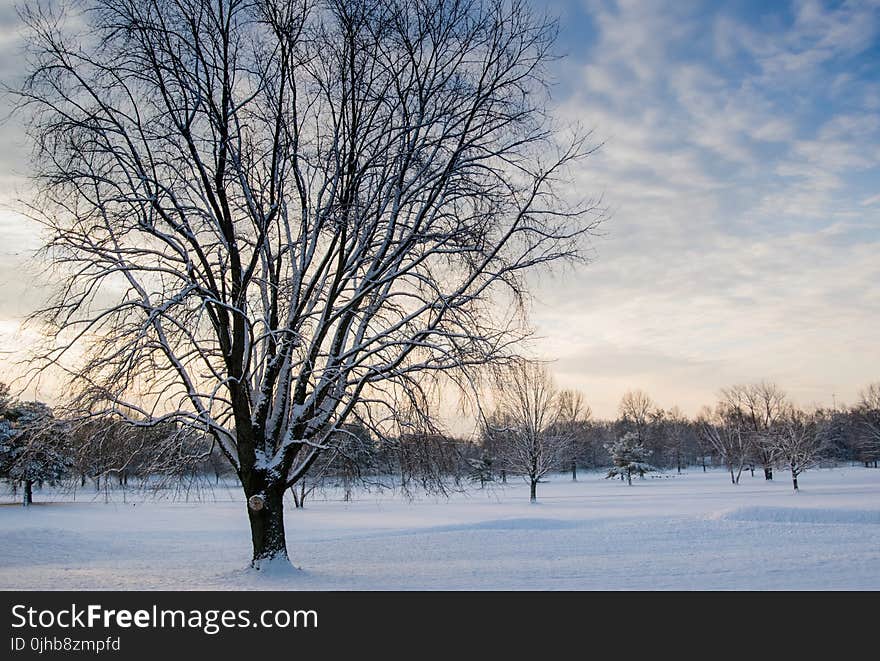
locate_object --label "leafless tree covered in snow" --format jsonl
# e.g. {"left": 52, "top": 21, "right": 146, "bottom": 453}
{"left": 775, "top": 408, "right": 825, "bottom": 491}
{"left": 618, "top": 389, "right": 656, "bottom": 442}
{"left": 555, "top": 388, "right": 590, "bottom": 480}
{"left": 721, "top": 382, "right": 788, "bottom": 480}
{"left": 483, "top": 360, "right": 573, "bottom": 502}
{"left": 16, "top": 0, "right": 600, "bottom": 565}
{"left": 697, "top": 404, "right": 749, "bottom": 485}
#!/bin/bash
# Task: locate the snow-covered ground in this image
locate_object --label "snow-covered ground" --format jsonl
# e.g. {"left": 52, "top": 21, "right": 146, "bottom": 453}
{"left": 1, "top": 466, "right": 878, "bottom": 590}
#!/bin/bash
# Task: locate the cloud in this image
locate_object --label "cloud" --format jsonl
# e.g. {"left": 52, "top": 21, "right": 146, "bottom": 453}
{"left": 527, "top": 0, "right": 880, "bottom": 415}
{"left": 0, "top": 0, "right": 877, "bottom": 418}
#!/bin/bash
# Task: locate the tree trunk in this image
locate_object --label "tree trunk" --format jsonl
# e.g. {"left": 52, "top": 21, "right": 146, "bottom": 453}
{"left": 763, "top": 466, "right": 773, "bottom": 480}
{"left": 247, "top": 487, "right": 288, "bottom": 568}
{"left": 730, "top": 469, "right": 736, "bottom": 485}
{"left": 501, "top": 469, "right": 507, "bottom": 484}
{"left": 291, "top": 484, "right": 305, "bottom": 509}
{"left": 23, "top": 480, "right": 33, "bottom": 507}
{"left": 792, "top": 474, "right": 798, "bottom": 491}
{"left": 626, "top": 470, "right": 632, "bottom": 486}
{"left": 529, "top": 479, "right": 537, "bottom": 503}
{"left": 571, "top": 461, "right": 577, "bottom": 481}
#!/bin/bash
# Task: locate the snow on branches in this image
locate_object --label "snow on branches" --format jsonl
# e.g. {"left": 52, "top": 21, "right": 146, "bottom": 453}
{"left": 604, "top": 431, "right": 657, "bottom": 486}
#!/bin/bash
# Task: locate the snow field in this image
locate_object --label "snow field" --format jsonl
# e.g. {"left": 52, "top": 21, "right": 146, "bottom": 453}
{"left": 0, "top": 466, "right": 878, "bottom": 590}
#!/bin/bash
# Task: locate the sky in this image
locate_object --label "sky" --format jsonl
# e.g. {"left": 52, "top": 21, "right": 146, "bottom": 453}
{"left": 0, "top": 0, "right": 878, "bottom": 419}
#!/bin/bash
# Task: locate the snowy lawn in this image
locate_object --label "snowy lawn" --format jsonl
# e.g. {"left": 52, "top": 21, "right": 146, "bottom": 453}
{"left": 1, "top": 466, "right": 878, "bottom": 590}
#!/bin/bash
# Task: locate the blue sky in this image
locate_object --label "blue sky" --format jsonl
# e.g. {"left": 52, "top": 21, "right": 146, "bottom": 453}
{"left": 0, "top": 0, "right": 878, "bottom": 417}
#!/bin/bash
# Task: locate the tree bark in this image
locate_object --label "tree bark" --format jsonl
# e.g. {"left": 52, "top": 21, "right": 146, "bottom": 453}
{"left": 792, "top": 474, "right": 798, "bottom": 491}
{"left": 571, "top": 461, "right": 577, "bottom": 481}
{"left": 529, "top": 479, "right": 537, "bottom": 503}
{"left": 763, "top": 466, "right": 773, "bottom": 480}
{"left": 247, "top": 487, "right": 288, "bottom": 567}
{"left": 23, "top": 480, "right": 33, "bottom": 506}
{"left": 626, "top": 471, "right": 632, "bottom": 486}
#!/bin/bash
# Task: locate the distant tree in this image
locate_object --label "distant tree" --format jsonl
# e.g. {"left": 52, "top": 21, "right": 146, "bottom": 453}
{"left": 604, "top": 431, "right": 656, "bottom": 486}
{"left": 466, "top": 453, "right": 494, "bottom": 488}
{"left": 0, "top": 401, "right": 71, "bottom": 506}
{"left": 663, "top": 406, "right": 694, "bottom": 474}
{"left": 775, "top": 409, "right": 825, "bottom": 491}
{"left": 486, "top": 360, "right": 572, "bottom": 502}
{"left": 854, "top": 383, "right": 880, "bottom": 468}
{"left": 813, "top": 407, "right": 854, "bottom": 463}
{"left": 721, "top": 382, "right": 788, "bottom": 480}
{"left": 555, "top": 389, "right": 591, "bottom": 481}
{"left": 618, "top": 390, "right": 656, "bottom": 442}
{"left": 697, "top": 404, "right": 749, "bottom": 485}
{"left": 289, "top": 422, "right": 375, "bottom": 507}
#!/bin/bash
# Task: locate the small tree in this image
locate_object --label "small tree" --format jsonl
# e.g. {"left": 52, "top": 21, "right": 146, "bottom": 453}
{"left": 555, "top": 389, "right": 591, "bottom": 481}
{"left": 486, "top": 360, "right": 572, "bottom": 502}
{"left": 466, "top": 454, "right": 494, "bottom": 488}
{"left": 721, "top": 382, "right": 788, "bottom": 480}
{"left": 0, "top": 401, "right": 71, "bottom": 506}
{"left": 604, "top": 432, "right": 657, "bottom": 486}
{"left": 663, "top": 406, "right": 693, "bottom": 474}
{"left": 776, "top": 410, "right": 824, "bottom": 491}
{"left": 698, "top": 404, "right": 749, "bottom": 485}
{"left": 618, "top": 390, "right": 656, "bottom": 442}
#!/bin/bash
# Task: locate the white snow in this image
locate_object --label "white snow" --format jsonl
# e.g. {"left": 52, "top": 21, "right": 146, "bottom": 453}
{"left": 1, "top": 466, "right": 878, "bottom": 590}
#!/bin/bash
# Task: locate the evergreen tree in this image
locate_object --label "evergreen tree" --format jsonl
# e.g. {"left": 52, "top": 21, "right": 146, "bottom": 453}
{"left": 604, "top": 432, "right": 657, "bottom": 486}
{"left": 0, "top": 401, "right": 71, "bottom": 506}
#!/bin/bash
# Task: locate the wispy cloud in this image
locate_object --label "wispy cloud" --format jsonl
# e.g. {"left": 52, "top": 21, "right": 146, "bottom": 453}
{"left": 532, "top": 0, "right": 880, "bottom": 414}
{"left": 0, "top": 0, "right": 877, "bottom": 416}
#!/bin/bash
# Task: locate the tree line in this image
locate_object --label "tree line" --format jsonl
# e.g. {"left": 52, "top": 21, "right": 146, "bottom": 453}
{"left": 4, "top": 374, "right": 879, "bottom": 506}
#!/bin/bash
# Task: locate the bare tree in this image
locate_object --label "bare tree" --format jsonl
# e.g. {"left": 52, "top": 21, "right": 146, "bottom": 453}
{"left": 697, "top": 404, "right": 749, "bottom": 485}
{"left": 721, "top": 382, "right": 787, "bottom": 480}
{"left": 17, "top": 0, "right": 599, "bottom": 566}
{"left": 485, "top": 360, "right": 571, "bottom": 502}
{"left": 775, "top": 409, "right": 824, "bottom": 491}
{"left": 854, "top": 383, "right": 880, "bottom": 468}
{"left": 663, "top": 406, "right": 692, "bottom": 474}
{"left": 555, "top": 388, "right": 590, "bottom": 480}
{"left": 618, "top": 389, "right": 656, "bottom": 442}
